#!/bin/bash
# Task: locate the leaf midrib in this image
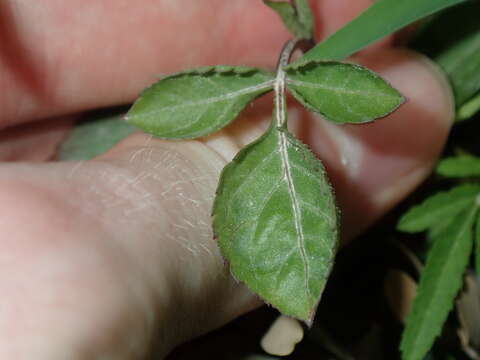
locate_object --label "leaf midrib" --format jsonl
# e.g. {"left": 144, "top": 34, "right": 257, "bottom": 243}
{"left": 129, "top": 80, "right": 275, "bottom": 119}
{"left": 278, "top": 130, "right": 312, "bottom": 307}
{"left": 405, "top": 205, "right": 478, "bottom": 358}
{"left": 286, "top": 79, "right": 396, "bottom": 99}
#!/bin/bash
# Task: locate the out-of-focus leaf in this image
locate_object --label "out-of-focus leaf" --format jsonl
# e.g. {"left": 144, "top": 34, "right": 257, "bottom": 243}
{"left": 286, "top": 61, "right": 404, "bottom": 124}
{"left": 411, "top": 2, "right": 480, "bottom": 116}
{"left": 214, "top": 125, "right": 338, "bottom": 324}
{"left": 264, "top": 0, "right": 314, "bottom": 40}
{"left": 400, "top": 207, "right": 477, "bottom": 360}
{"left": 437, "top": 155, "right": 480, "bottom": 178}
{"left": 397, "top": 184, "right": 480, "bottom": 233}
{"left": 59, "top": 111, "right": 136, "bottom": 161}
{"left": 458, "top": 92, "right": 480, "bottom": 121}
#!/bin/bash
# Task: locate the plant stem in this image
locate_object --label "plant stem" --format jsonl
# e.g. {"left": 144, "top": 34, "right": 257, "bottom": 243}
{"left": 274, "top": 38, "right": 313, "bottom": 128}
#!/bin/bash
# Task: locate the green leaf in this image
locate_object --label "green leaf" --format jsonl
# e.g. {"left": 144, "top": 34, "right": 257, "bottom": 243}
{"left": 291, "top": 0, "right": 468, "bottom": 64}
{"left": 458, "top": 92, "right": 480, "bottom": 121}
{"left": 397, "top": 184, "right": 480, "bottom": 233}
{"left": 476, "top": 211, "right": 480, "bottom": 275}
{"left": 294, "top": 0, "right": 315, "bottom": 38}
{"left": 264, "top": 0, "right": 314, "bottom": 40}
{"left": 213, "top": 125, "right": 338, "bottom": 324}
{"left": 411, "top": 2, "right": 480, "bottom": 115}
{"left": 126, "top": 66, "right": 274, "bottom": 139}
{"left": 400, "top": 206, "right": 477, "bottom": 360}
{"left": 286, "top": 61, "right": 404, "bottom": 124}
{"left": 59, "top": 109, "right": 136, "bottom": 161}
{"left": 437, "top": 156, "right": 480, "bottom": 178}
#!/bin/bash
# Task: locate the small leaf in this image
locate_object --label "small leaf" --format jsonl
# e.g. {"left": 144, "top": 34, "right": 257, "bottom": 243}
{"left": 397, "top": 184, "right": 480, "bottom": 233}
{"left": 286, "top": 61, "right": 404, "bottom": 124}
{"left": 59, "top": 110, "right": 136, "bottom": 161}
{"left": 437, "top": 156, "right": 480, "bottom": 178}
{"left": 213, "top": 125, "right": 338, "bottom": 324}
{"left": 400, "top": 206, "right": 477, "bottom": 360}
{"left": 126, "top": 66, "right": 274, "bottom": 139}
{"left": 457, "top": 92, "right": 480, "bottom": 121}
{"left": 293, "top": 0, "right": 468, "bottom": 64}
{"left": 294, "top": 0, "right": 315, "bottom": 37}
{"left": 264, "top": 1, "right": 313, "bottom": 40}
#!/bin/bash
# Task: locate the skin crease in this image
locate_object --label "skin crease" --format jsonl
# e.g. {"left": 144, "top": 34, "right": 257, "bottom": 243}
{"left": 0, "top": 0, "right": 455, "bottom": 359}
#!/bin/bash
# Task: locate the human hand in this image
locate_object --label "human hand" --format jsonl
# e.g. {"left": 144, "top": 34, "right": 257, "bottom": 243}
{"left": 0, "top": 0, "right": 454, "bottom": 358}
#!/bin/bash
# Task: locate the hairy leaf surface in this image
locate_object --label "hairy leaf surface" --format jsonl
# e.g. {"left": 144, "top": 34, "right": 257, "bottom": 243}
{"left": 264, "top": 0, "right": 313, "bottom": 40}
{"left": 286, "top": 61, "right": 404, "bottom": 124}
{"left": 401, "top": 207, "right": 477, "bottom": 360}
{"left": 292, "top": 0, "right": 468, "bottom": 64}
{"left": 437, "top": 156, "right": 480, "bottom": 178}
{"left": 397, "top": 184, "right": 480, "bottom": 233}
{"left": 213, "top": 126, "right": 338, "bottom": 323}
{"left": 126, "top": 66, "right": 274, "bottom": 139}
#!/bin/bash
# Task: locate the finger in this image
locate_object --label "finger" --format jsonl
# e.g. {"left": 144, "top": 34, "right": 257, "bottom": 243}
{"left": 2, "top": 0, "right": 386, "bottom": 128}
{"left": 0, "top": 50, "right": 452, "bottom": 356}
{"left": 0, "top": 116, "right": 73, "bottom": 161}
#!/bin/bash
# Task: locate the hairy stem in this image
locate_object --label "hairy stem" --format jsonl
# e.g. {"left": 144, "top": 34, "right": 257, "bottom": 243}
{"left": 274, "top": 39, "right": 314, "bottom": 128}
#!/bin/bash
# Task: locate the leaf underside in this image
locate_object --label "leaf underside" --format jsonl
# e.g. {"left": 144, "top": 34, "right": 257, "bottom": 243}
{"left": 126, "top": 66, "right": 274, "bottom": 139}
{"left": 286, "top": 61, "right": 404, "bottom": 124}
{"left": 213, "top": 126, "right": 338, "bottom": 323}
{"left": 397, "top": 184, "right": 480, "bottom": 233}
{"left": 400, "top": 207, "right": 476, "bottom": 360}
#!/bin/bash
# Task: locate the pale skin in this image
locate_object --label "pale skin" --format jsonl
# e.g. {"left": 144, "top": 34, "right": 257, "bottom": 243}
{"left": 0, "top": 0, "right": 455, "bottom": 358}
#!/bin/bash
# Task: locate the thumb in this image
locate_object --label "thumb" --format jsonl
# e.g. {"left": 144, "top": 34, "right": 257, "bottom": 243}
{"left": 92, "top": 47, "right": 453, "bottom": 348}
{"left": 97, "top": 134, "right": 261, "bottom": 348}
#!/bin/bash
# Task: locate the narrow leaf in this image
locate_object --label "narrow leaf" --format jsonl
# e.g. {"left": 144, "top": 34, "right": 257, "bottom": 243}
{"left": 397, "top": 184, "right": 480, "bottom": 233}
{"left": 437, "top": 156, "right": 480, "bottom": 178}
{"left": 476, "top": 211, "right": 480, "bottom": 276}
{"left": 290, "top": 0, "right": 468, "bottom": 65}
{"left": 400, "top": 206, "right": 477, "bottom": 360}
{"left": 286, "top": 61, "right": 404, "bottom": 124}
{"left": 411, "top": 2, "right": 480, "bottom": 115}
{"left": 59, "top": 110, "right": 136, "bottom": 161}
{"left": 264, "top": 1, "right": 312, "bottom": 40}
{"left": 213, "top": 126, "right": 338, "bottom": 323}
{"left": 126, "top": 66, "right": 274, "bottom": 139}
{"left": 458, "top": 92, "right": 480, "bottom": 121}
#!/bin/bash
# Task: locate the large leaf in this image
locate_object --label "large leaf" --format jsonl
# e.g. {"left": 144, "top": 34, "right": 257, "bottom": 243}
{"left": 411, "top": 1, "right": 480, "bottom": 119}
{"left": 213, "top": 125, "right": 338, "bottom": 324}
{"left": 59, "top": 110, "right": 136, "bottom": 161}
{"left": 126, "top": 66, "right": 274, "bottom": 139}
{"left": 400, "top": 206, "right": 477, "bottom": 360}
{"left": 286, "top": 61, "right": 404, "bottom": 124}
{"left": 437, "top": 155, "right": 480, "bottom": 178}
{"left": 397, "top": 184, "right": 480, "bottom": 233}
{"left": 264, "top": 0, "right": 314, "bottom": 40}
{"left": 292, "top": 0, "right": 468, "bottom": 64}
